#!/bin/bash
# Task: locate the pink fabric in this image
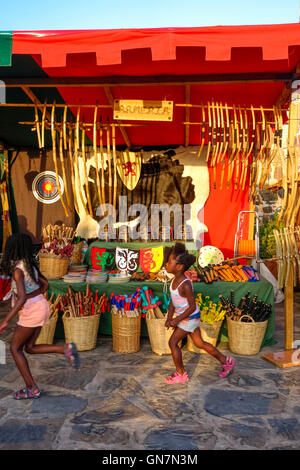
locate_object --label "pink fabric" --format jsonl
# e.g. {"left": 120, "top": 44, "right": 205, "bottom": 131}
{"left": 17, "top": 295, "right": 50, "bottom": 328}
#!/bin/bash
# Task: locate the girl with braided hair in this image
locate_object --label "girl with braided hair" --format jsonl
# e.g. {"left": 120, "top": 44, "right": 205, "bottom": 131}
{"left": 0, "top": 233, "right": 79, "bottom": 400}
{"left": 165, "top": 242, "right": 235, "bottom": 383}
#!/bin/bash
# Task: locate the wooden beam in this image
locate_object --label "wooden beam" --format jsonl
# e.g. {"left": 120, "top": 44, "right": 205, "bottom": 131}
{"left": 21, "top": 86, "right": 52, "bottom": 122}
{"left": 184, "top": 85, "right": 191, "bottom": 147}
{"left": 1, "top": 72, "right": 293, "bottom": 88}
{"left": 104, "top": 86, "right": 131, "bottom": 148}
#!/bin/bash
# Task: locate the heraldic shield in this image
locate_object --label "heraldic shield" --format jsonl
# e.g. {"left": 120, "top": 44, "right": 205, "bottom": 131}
{"left": 91, "top": 247, "right": 116, "bottom": 271}
{"left": 115, "top": 247, "right": 140, "bottom": 274}
{"left": 139, "top": 246, "right": 164, "bottom": 273}
{"left": 116, "top": 151, "right": 141, "bottom": 190}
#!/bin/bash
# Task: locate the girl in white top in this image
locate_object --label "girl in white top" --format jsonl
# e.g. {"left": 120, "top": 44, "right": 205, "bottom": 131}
{"left": 165, "top": 243, "right": 235, "bottom": 384}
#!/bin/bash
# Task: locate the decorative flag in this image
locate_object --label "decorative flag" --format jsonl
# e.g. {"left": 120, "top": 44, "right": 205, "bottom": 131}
{"left": 91, "top": 247, "right": 115, "bottom": 271}
{"left": 140, "top": 246, "right": 164, "bottom": 273}
{"left": 115, "top": 247, "right": 139, "bottom": 274}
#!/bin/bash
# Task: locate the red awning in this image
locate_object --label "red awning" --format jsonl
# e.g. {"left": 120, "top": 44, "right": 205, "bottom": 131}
{"left": 12, "top": 23, "right": 300, "bottom": 72}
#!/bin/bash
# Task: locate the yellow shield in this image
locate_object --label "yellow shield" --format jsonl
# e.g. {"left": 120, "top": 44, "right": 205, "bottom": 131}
{"left": 140, "top": 246, "right": 164, "bottom": 273}
{"left": 116, "top": 151, "right": 141, "bottom": 190}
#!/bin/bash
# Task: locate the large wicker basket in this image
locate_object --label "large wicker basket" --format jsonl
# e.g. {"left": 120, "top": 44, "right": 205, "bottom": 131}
{"left": 112, "top": 311, "right": 141, "bottom": 353}
{"left": 39, "top": 252, "right": 70, "bottom": 280}
{"left": 187, "top": 320, "right": 223, "bottom": 354}
{"left": 146, "top": 316, "right": 181, "bottom": 355}
{"left": 227, "top": 314, "right": 268, "bottom": 355}
{"left": 35, "top": 314, "right": 58, "bottom": 345}
{"left": 62, "top": 312, "right": 101, "bottom": 351}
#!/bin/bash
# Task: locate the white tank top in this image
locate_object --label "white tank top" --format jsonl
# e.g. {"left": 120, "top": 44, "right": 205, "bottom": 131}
{"left": 170, "top": 277, "right": 200, "bottom": 318}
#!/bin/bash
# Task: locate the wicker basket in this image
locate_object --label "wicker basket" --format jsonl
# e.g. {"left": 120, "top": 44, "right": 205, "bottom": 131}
{"left": 35, "top": 314, "right": 58, "bottom": 345}
{"left": 227, "top": 314, "right": 268, "bottom": 355}
{"left": 146, "top": 316, "right": 182, "bottom": 355}
{"left": 39, "top": 252, "right": 70, "bottom": 280}
{"left": 62, "top": 312, "right": 101, "bottom": 351}
{"left": 187, "top": 320, "right": 223, "bottom": 354}
{"left": 70, "top": 242, "right": 83, "bottom": 265}
{"left": 112, "top": 311, "right": 141, "bottom": 353}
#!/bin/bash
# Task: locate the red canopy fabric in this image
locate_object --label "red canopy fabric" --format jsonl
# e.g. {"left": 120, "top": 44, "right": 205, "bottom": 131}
{"left": 12, "top": 23, "right": 300, "bottom": 72}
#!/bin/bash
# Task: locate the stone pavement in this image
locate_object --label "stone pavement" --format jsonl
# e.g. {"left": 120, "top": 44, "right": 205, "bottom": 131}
{"left": 0, "top": 293, "right": 299, "bottom": 450}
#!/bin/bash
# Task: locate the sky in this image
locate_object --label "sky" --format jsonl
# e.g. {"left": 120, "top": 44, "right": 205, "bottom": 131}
{"left": 0, "top": 0, "right": 299, "bottom": 30}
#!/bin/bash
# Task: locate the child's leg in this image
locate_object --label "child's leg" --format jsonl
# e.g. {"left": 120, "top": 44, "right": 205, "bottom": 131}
{"left": 10, "top": 325, "right": 39, "bottom": 388}
{"left": 189, "top": 327, "right": 227, "bottom": 365}
{"left": 25, "top": 329, "right": 80, "bottom": 370}
{"left": 24, "top": 328, "right": 65, "bottom": 355}
{"left": 168, "top": 327, "right": 188, "bottom": 375}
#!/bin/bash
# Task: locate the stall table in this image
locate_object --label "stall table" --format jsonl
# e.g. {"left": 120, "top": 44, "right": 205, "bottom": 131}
{"left": 48, "top": 279, "right": 276, "bottom": 349}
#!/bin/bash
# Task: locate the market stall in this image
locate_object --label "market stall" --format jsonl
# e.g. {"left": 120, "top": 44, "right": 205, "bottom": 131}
{"left": 0, "top": 24, "right": 300, "bottom": 362}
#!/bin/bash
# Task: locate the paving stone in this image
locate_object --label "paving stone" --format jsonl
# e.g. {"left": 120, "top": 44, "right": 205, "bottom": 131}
{"left": 205, "top": 389, "right": 285, "bottom": 416}
{"left": 268, "top": 418, "right": 300, "bottom": 440}
{"left": 220, "top": 423, "right": 267, "bottom": 448}
{"left": 0, "top": 387, "right": 13, "bottom": 400}
{"left": 228, "top": 374, "right": 262, "bottom": 388}
{"left": 240, "top": 417, "right": 265, "bottom": 425}
{"left": 0, "top": 418, "right": 64, "bottom": 450}
{"left": 72, "top": 396, "right": 151, "bottom": 425}
{"left": 31, "top": 393, "right": 88, "bottom": 418}
{"left": 71, "top": 424, "right": 132, "bottom": 445}
{"left": 0, "top": 364, "right": 15, "bottom": 381}
{"left": 144, "top": 427, "right": 216, "bottom": 450}
{"left": 265, "top": 371, "right": 300, "bottom": 388}
{"left": 0, "top": 422, "right": 45, "bottom": 444}
{"left": 0, "top": 407, "right": 7, "bottom": 419}
{"left": 38, "top": 368, "right": 97, "bottom": 390}
{"left": 98, "top": 376, "right": 146, "bottom": 397}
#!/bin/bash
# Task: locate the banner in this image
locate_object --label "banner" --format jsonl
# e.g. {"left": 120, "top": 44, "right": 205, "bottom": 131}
{"left": 140, "top": 246, "right": 164, "bottom": 273}
{"left": 115, "top": 247, "right": 139, "bottom": 274}
{"left": 91, "top": 247, "right": 115, "bottom": 271}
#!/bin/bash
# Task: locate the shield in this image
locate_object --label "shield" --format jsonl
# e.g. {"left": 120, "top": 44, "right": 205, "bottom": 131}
{"left": 140, "top": 246, "right": 164, "bottom": 273}
{"left": 115, "top": 247, "right": 139, "bottom": 274}
{"left": 91, "top": 247, "right": 113, "bottom": 271}
{"left": 116, "top": 151, "right": 141, "bottom": 190}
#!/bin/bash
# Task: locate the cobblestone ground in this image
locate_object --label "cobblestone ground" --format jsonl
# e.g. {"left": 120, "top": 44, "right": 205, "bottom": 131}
{"left": 0, "top": 293, "right": 299, "bottom": 450}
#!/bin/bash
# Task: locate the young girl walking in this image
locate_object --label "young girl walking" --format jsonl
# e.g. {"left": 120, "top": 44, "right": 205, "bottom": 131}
{"left": 164, "top": 242, "right": 235, "bottom": 384}
{"left": 0, "top": 233, "right": 80, "bottom": 399}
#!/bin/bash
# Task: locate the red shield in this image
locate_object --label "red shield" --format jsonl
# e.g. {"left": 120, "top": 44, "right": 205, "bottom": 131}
{"left": 91, "top": 247, "right": 107, "bottom": 271}
{"left": 140, "top": 246, "right": 164, "bottom": 273}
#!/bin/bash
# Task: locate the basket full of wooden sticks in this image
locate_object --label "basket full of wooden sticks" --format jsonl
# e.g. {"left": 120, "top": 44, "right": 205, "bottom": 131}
{"left": 111, "top": 292, "right": 141, "bottom": 353}
{"left": 35, "top": 293, "right": 62, "bottom": 345}
{"left": 62, "top": 285, "right": 108, "bottom": 351}
{"left": 220, "top": 291, "right": 271, "bottom": 355}
{"left": 146, "top": 307, "right": 183, "bottom": 356}
{"left": 39, "top": 224, "right": 75, "bottom": 279}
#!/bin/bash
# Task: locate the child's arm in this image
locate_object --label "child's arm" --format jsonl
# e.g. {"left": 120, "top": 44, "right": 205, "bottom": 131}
{"left": 165, "top": 299, "right": 175, "bottom": 328}
{"left": 0, "top": 269, "right": 27, "bottom": 333}
{"left": 169, "top": 282, "right": 196, "bottom": 327}
{"left": 38, "top": 273, "right": 49, "bottom": 295}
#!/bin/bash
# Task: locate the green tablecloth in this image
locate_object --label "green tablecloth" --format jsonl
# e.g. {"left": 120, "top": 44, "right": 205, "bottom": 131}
{"left": 48, "top": 279, "right": 276, "bottom": 349}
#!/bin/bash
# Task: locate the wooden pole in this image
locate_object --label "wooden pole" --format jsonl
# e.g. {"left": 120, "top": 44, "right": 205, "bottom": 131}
{"left": 184, "top": 85, "right": 190, "bottom": 148}
{"left": 262, "top": 95, "right": 300, "bottom": 368}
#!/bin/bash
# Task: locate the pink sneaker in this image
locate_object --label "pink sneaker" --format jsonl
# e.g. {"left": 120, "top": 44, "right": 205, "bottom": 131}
{"left": 164, "top": 371, "right": 189, "bottom": 384}
{"left": 219, "top": 357, "right": 236, "bottom": 378}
